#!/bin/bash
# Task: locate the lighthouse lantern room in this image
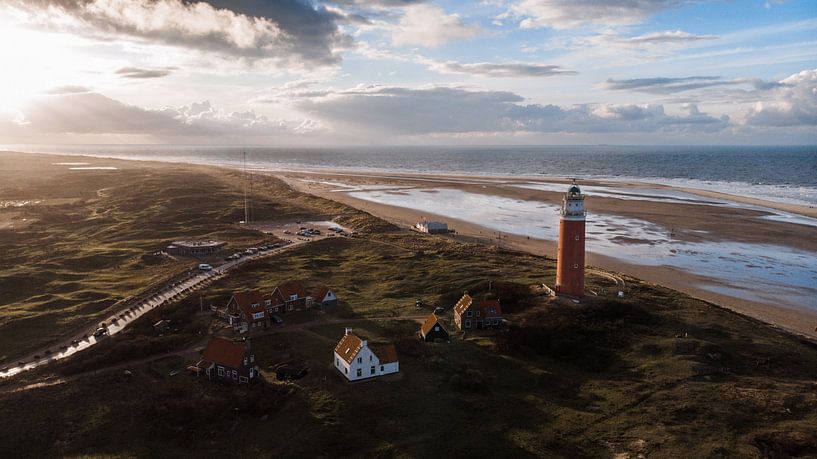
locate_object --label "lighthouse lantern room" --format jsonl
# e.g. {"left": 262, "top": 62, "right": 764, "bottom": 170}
{"left": 555, "top": 180, "right": 586, "bottom": 297}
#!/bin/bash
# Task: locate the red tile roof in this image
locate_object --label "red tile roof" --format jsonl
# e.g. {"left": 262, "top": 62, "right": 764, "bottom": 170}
{"left": 454, "top": 293, "right": 473, "bottom": 316}
{"left": 276, "top": 280, "right": 306, "bottom": 300}
{"left": 202, "top": 337, "right": 248, "bottom": 368}
{"left": 372, "top": 344, "right": 398, "bottom": 364}
{"left": 334, "top": 332, "right": 364, "bottom": 364}
{"left": 420, "top": 313, "right": 444, "bottom": 337}
{"left": 454, "top": 293, "right": 502, "bottom": 318}
{"left": 229, "top": 291, "right": 267, "bottom": 320}
{"left": 312, "top": 286, "right": 331, "bottom": 302}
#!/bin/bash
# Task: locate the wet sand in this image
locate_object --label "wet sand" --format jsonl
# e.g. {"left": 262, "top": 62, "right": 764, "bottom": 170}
{"left": 276, "top": 169, "right": 817, "bottom": 341}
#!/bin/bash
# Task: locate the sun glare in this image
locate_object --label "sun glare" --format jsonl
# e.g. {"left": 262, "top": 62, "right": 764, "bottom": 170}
{"left": 0, "top": 12, "right": 89, "bottom": 112}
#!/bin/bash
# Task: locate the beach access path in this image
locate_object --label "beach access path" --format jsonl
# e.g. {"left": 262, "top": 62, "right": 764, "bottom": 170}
{"left": 0, "top": 236, "right": 317, "bottom": 380}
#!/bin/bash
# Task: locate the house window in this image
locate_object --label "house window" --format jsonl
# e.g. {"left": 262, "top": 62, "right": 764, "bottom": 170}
{"left": 357, "top": 357, "right": 362, "bottom": 364}
{"left": 356, "top": 368, "right": 362, "bottom": 377}
{"left": 466, "top": 311, "right": 473, "bottom": 317}
{"left": 370, "top": 366, "right": 375, "bottom": 375}
{"left": 239, "top": 376, "right": 248, "bottom": 383}
{"left": 476, "top": 311, "right": 480, "bottom": 317}
{"left": 573, "top": 263, "right": 579, "bottom": 269}
{"left": 289, "top": 294, "right": 297, "bottom": 300}
{"left": 464, "top": 320, "right": 471, "bottom": 328}
{"left": 575, "top": 235, "right": 580, "bottom": 241}
{"left": 434, "top": 326, "right": 439, "bottom": 331}
{"left": 218, "top": 367, "right": 224, "bottom": 377}
{"left": 380, "top": 365, "right": 384, "bottom": 372}
{"left": 336, "top": 358, "right": 339, "bottom": 366}
{"left": 345, "top": 368, "right": 348, "bottom": 374}
{"left": 251, "top": 302, "right": 259, "bottom": 309}
{"left": 369, "top": 355, "right": 372, "bottom": 362}
{"left": 287, "top": 304, "right": 293, "bottom": 311}
{"left": 232, "top": 370, "right": 237, "bottom": 380}
{"left": 265, "top": 299, "right": 271, "bottom": 306}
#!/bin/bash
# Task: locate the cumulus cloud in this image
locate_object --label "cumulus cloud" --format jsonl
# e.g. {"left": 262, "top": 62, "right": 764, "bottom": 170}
{"left": 745, "top": 69, "right": 817, "bottom": 126}
{"left": 115, "top": 66, "right": 176, "bottom": 79}
{"left": 424, "top": 60, "right": 576, "bottom": 78}
{"left": 10, "top": 0, "right": 349, "bottom": 67}
{"left": 391, "top": 5, "right": 481, "bottom": 47}
{"left": 296, "top": 85, "right": 729, "bottom": 135}
{"left": 511, "top": 0, "right": 698, "bottom": 29}
{"left": 0, "top": 91, "right": 307, "bottom": 141}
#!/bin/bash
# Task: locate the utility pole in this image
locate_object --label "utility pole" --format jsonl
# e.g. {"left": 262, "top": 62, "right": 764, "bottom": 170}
{"left": 243, "top": 150, "right": 249, "bottom": 224}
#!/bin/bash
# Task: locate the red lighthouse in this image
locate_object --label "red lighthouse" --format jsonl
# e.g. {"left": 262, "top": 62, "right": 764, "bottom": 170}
{"left": 555, "top": 181, "right": 586, "bottom": 297}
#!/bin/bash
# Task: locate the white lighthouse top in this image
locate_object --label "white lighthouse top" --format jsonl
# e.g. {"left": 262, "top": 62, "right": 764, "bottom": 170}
{"left": 561, "top": 180, "right": 586, "bottom": 220}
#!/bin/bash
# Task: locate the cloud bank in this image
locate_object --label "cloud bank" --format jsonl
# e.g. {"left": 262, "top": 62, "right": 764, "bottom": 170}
{"left": 10, "top": 0, "right": 349, "bottom": 66}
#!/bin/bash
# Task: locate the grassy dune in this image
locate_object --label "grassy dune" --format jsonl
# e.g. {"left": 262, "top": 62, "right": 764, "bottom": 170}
{"left": 0, "top": 152, "right": 380, "bottom": 362}
{"left": 2, "top": 152, "right": 816, "bottom": 457}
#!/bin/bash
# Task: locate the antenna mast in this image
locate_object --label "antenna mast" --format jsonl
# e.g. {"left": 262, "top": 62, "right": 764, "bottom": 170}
{"left": 243, "top": 150, "right": 249, "bottom": 224}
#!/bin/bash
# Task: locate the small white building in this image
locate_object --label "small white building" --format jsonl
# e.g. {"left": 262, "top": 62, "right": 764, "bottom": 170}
{"left": 333, "top": 328, "right": 399, "bottom": 381}
{"left": 416, "top": 220, "right": 448, "bottom": 234}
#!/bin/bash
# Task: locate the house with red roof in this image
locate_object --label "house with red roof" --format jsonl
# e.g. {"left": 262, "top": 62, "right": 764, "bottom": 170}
{"left": 333, "top": 328, "right": 399, "bottom": 381}
{"left": 310, "top": 286, "right": 338, "bottom": 309}
{"left": 269, "top": 280, "right": 308, "bottom": 313}
{"left": 420, "top": 313, "right": 449, "bottom": 342}
{"left": 194, "top": 336, "right": 258, "bottom": 384}
{"left": 226, "top": 291, "right": 269, "bottom": 332}
{"left": 453, "top": 293, "right": 503, "bottom": 331}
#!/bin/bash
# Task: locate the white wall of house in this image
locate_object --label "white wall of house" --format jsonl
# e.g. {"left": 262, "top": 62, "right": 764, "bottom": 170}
{"left": 380, "top": 361, "right": 399, "bottom": 375}
{"left": 334, "top": 351, "right": 352, "bottom": 378}
{"left": 334, "top": 341, "right": 399, "bottom": 381}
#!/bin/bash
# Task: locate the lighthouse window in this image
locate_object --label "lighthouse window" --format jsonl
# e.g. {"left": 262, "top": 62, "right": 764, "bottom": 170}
{"left": 575, "top": 235, "right": 580, "bottom": 241}
{"left": 573, "top": 264, "right": 579, "bottom": 269}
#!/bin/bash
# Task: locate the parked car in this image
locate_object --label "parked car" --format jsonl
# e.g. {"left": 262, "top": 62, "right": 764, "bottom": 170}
{"left": 198, "top": 263, "right": 213, "bottom": 271}
{"left": 93, "top": 328, "right": 108, "bottom": 338}
{"left": 434, "top": 307, "right": 445, "bottom": 315}
{"left": 283, "top": 230, "right": 292, "bottom": 235}
{"left": 271, "top": 314, "right": 284, "bottom": 325}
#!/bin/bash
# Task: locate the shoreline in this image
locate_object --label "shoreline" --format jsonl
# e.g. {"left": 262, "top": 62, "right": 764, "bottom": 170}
{"left": 275, "top": 169, "right": 817, "bottom": 341}
{"left": 3, "top": 150, "right": 816, "bottom": 342}
{"left": 4, "top": 149, "right": 816, "bottom": 218}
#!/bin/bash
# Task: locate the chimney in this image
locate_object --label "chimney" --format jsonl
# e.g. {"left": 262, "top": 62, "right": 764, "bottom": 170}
{"left": 345, "top": 327, "right": 352, "bottom": 336}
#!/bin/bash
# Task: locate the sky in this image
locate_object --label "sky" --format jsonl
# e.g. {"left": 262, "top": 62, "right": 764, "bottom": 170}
{"left": 0, "top": 0, "right": 815, "bottom": 146}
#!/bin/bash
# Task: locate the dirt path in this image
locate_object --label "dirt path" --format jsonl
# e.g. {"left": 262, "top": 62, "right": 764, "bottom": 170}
{"left": 0, "top": 336, "right": 209, "bottom": 395}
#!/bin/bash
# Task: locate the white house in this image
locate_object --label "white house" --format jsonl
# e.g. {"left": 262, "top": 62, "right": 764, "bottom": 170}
{"left": 416, "top": 220, "right": 448, "bottom": 234}
{"left": 333, "top": 328, "right": 399, "bottom": 381}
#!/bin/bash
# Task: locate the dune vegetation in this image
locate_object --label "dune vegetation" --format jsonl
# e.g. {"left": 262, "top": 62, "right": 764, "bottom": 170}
{"left": 1, "top": 152, "right": 816, "bottom": 458}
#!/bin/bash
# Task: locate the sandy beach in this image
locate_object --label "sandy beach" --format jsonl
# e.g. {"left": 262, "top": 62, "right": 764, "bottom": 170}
{"left": 275, "top": 169, "right": 817, "bottom": 341}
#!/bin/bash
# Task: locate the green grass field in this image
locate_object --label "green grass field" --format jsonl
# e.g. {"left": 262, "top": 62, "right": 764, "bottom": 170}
{"left": 2, "top": 152, "right": 816, "bottom": 458}
{"left": 0, "top": 152, "right": 380, "bottom": 362}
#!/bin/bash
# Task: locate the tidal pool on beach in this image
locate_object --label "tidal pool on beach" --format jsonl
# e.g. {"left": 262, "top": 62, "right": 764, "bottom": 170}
{"left": 514, "top": 182, "right": 817, "bottom": 228}
{"left": 349, "top": 187, "right": 817, "bottom": 312}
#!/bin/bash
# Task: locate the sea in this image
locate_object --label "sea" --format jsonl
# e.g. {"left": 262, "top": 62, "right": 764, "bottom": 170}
{"left": 5, "top": 144, "right": 817, "bottom": 207}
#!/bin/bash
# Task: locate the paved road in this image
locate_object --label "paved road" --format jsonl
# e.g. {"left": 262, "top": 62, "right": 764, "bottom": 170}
{"left": 0, "top": 238, "right": 312, "bottom": 380}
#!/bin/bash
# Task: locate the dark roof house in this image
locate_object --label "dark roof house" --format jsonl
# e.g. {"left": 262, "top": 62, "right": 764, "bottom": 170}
{"left": 420, "top": 314, "right": 449, "bottom": 342}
